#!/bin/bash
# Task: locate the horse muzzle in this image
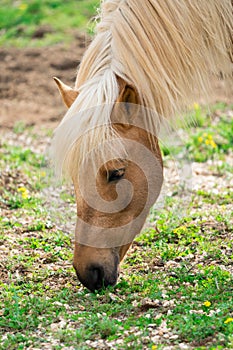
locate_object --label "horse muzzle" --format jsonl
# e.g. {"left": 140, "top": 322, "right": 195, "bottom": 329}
{"left": 73, "top": 243, "right": 121, "bottom": 291}
{"left": 74, "top": 262, "right": 119, "bottom": 292}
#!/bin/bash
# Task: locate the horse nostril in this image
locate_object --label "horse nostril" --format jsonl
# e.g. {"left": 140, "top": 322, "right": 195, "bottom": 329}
{"left": 89, "top": 265, "right": 104, "bottom": 291}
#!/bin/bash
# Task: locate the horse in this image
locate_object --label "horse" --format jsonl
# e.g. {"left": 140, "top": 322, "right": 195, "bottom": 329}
{"left": 51, "top": 0, "right": 232, "bottom": 291}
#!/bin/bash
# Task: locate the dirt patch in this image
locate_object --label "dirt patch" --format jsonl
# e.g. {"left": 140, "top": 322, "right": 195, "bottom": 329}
{"left": 0, "top": 36, "right": 233, "bottom": 131}
{"left": 0, "top": 34, "right": 90, "bottom": 129}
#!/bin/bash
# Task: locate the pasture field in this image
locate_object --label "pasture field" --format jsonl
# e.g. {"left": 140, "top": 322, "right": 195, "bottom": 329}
{"left": 1, "top": 104, "right": 233, "bottom": 349}
{"left": 0, "top": 1, "right": 233, "bottom": 349}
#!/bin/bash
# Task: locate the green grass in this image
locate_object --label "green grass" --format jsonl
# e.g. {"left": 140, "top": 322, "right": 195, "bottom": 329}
{"left": 0, "top": 0, "right": 99, "bottom": 47}
{"left": 185, "top": 103, "right": 233, "bottom": 162}
{"left": 160, "top": 103, "right": 233, "bottom": 164}
{"left": 1, "top": 3, "right": 232, "bottom": 348}
{"left": 1, "top": 105, "right": 233, "bottom": 349}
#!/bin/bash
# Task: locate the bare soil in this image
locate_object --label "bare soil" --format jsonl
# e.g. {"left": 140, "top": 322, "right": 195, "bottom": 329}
{"left": 0, "top": 35, "right": 89, "bottom": 129}
{"left": 0, "top": 36, "right": 232, "bottom": 130}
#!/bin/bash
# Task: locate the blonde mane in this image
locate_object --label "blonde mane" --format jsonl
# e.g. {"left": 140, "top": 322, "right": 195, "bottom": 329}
{"left": 51, "top": 0, "right": 232, "bottom": 179}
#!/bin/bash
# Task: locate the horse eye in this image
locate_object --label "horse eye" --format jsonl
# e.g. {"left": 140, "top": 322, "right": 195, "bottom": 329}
{"left": 107, "top": 168, "right": 125, "bottom": 182}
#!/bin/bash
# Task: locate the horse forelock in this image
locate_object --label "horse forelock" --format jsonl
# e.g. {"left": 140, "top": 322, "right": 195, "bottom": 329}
{"left": 50, "top": 72, "right": 123, "bottom": 180}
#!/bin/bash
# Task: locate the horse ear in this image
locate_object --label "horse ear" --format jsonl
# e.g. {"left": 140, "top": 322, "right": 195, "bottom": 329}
{"left": 117, "top": 85, "right": 139, "bottom": 111}
{"left": 53, "top": 77, "right": 79, "bottom": 108}
{"left": 113, "top": 85, "right": 140, "bottom": 127}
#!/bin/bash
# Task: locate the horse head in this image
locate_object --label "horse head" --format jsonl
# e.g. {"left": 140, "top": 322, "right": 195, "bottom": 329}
{"left": 54, "top": 78, "right": 163, "bottom": 291}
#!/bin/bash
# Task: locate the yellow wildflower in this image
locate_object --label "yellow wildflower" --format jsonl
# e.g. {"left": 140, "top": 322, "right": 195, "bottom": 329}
{"left": 21, "top": 191, "right": 28, "bottom": 199}
{"left": 203, "top": 133, "right": 208, "bottom": 137}
{"left": 17, "top": 187, "right": 28, "bottom": 199}
{"left": 207, "top": 134, "right": 213, "bottom": 140}
{"left": 198, "top": 136, "right": 203, "bottom": 143}
{"left": 203, "top": 301, "right": 211, "bottom": 307}
{"left": 210, "top": 140, "right": 217, "bottom": 149}
{"left": 19, "top": 3, "right": 28, "bottom": 11}
{"left": 17, "top": 187, "right": 27, "bottom": 193}
{"left": 152, "top": 346, "right": 157, "bottom": 350}
{"left": 224, "top": 318, "right": 233, "bottom": 324}
{"left": 193, "top": 103, "right": 200, "bottom": 110}
{"left": 205, "top": 139, "right": 210, "bottom": 146}
{"left": 40, "top": 171, "right": 46, "bottom": 177}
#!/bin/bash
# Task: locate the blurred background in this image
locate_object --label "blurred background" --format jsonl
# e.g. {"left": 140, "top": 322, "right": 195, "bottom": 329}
{"left": 0, "top": 0, "right": 98, "bottom": 128}
{"left": 0, "top": 0, "right": 98, "bottom": 47}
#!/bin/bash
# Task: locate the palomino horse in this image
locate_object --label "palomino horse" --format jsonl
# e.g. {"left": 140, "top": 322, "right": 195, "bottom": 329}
{"left": 51, "top": 0, "right": 232, "bottom": 291}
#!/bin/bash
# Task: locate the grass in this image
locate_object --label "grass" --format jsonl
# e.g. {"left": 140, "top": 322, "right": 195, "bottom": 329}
{"left": 185, "top": 118, "right": 233, "bottom": 162}
{"left": 0, "top": 104, "right": 233, "bottom": 349}
{"left": 2, "top": 3, "right": 232, "bottom": 348}
{"left": 0, "top": 0, "right": 99, "bottom": 47}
